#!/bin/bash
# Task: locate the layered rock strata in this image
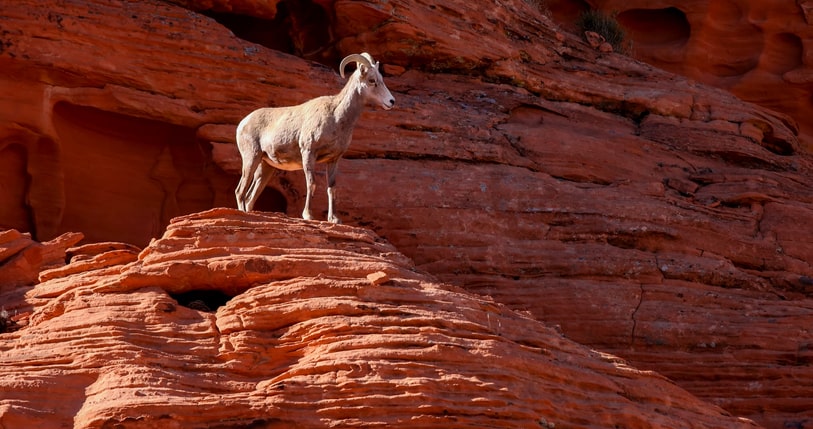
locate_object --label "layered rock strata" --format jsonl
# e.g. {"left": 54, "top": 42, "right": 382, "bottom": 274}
{"left": 1, "top": 1, "right": 812, "bottom": 427}
{"left": 0, "top": 209, "right": 757, "bottom": 428}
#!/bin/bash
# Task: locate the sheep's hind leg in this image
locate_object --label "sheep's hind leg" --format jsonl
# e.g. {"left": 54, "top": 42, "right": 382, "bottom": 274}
{"left": 235, "top": 176, "right": 249, "bottom": 211}
{"left": 244, "top": 161, "right": 275, "bottom": 212}
{"left": 301, "top": 150, "right": 317, "bottom": 221}
{"left": 326, "top": 161, "right": 341, "bottom": 224}
{"left": 235, "top": 155, "right": 261, "bottom": 211}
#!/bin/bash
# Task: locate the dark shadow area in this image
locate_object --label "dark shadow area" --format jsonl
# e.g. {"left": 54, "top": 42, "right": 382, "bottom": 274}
{"left": 171, "top": 290, "right": 234, "bottom": 312}
{"left": 52, "top": 102, "right": 236, "bottom": 247}
{"left": 0, "top": 143, "right": 33, "bottom": 234}
{"left": 545, "top": 0, "right": 590, "bottom": 30}
{"left": 253, "top": 186, "right": 289, "bottom": 214}
{"left": 0, "top": 309, "right": 20, "bottom": 333}
{"left": 203, "top": 0, "right": 338, "bottom": 67}
{"left": 616, "top": 7, "right": 690, "bottom": 46}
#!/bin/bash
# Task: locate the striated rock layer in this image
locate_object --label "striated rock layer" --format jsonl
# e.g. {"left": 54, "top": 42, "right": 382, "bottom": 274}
{"left": 548, "top": 0, "right": 813, "bottom": 148}
{"left": 2, "top": 1, "right": 813, "bottom": 427}
{"left": 0, "top": 208, "right": 757, "bottom": 428}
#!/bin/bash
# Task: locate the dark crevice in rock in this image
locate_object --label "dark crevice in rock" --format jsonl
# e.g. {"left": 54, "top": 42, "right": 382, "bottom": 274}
{"left": 171, "top": 289, "right": 234, "bottom": 312}
{"left": 201, "top": 0, "right": 339, "bottom": 67}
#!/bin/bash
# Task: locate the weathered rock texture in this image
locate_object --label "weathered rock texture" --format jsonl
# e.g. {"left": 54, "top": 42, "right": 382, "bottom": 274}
{"left": 0, "top": 229, "right": 83, "bottom": 289}
{"left": 0, "top": 208, "right": 759, "bottom": 428}
{"left": 2, "top": 0, "right": 813, "bottom": 428}
{"left": 548, "top": 0, "right": 813, "bottom": 148}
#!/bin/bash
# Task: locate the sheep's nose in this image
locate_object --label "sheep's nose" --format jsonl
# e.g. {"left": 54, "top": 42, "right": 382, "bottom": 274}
{"left": 389, "top": 98, "right": 395, "bottom": 106}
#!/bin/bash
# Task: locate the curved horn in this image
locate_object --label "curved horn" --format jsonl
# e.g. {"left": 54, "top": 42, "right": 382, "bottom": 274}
{"left": 339, "top": 53, "right": 374, "bottom": 78}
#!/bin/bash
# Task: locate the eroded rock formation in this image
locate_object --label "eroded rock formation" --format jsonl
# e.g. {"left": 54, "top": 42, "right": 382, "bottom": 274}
{"left": 548, "top": 0, "right": 813, "bottom": 148}
{"left": 2, "top": 0, "right": 813, "bottom": 427}
{"left": 0, "top": 208, "right": 759, "bottom": 428}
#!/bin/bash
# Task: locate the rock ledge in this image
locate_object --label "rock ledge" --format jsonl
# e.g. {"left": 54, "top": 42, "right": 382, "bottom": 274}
{"left": 0, "top": 209, "right": 756, "bottom": 428}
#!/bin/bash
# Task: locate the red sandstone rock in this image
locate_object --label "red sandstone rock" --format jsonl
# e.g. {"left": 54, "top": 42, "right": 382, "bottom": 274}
{"left": 1, "top": 0, "right": 813, "bottom": 427}
{"left": 0, "top": 209, "right": 757, "bottom": 428}
{"left": 549, "top": 0, "right": 813, "bottom": 149}
{"left": 366, "top": 270, "right": 390, "bottom": 285}
{"left": 584, "top": 31, "right": 613, "bottom": 52}
{"left": 0, "top": 229, "right": 83, "bottom": 289}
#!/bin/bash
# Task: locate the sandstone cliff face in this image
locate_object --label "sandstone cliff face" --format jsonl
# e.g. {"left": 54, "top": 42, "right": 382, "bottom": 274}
{"left": 1, "top": 0, "right": 813, "bottom": 427}
{"left": 548, "top": 0, "right": 813, "bottom": 149}
{"left": 0, "top": 208, "right": 759, "bottom": 428}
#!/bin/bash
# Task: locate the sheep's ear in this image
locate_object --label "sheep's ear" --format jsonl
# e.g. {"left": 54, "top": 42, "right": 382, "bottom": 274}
{"left": 358, "top": 62, "right": 368, "bottom": 74}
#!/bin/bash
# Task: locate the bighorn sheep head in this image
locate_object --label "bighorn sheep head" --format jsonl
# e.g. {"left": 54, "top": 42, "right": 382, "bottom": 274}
{"left": 340, "top": 52, "right": 395, "bottom": 110}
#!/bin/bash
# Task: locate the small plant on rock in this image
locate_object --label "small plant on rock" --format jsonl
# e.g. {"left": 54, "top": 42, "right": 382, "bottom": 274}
{"left": 576, "top": 9, "right": 628, "bottom": 53}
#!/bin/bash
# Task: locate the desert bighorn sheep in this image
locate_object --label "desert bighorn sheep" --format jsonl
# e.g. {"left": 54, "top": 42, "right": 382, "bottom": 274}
{"left": 234, "top": 52, "right": 395, "bottom": 223}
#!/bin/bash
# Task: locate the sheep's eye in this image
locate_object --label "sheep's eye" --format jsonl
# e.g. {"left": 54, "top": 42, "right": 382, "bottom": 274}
{"left": 367, "top": 79, "right": 377, "bottom": 85}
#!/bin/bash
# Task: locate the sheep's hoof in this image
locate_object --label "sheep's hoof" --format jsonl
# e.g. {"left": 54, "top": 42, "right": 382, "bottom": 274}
{"left": 328, "top": 216, "right": 342, "bottom": 224}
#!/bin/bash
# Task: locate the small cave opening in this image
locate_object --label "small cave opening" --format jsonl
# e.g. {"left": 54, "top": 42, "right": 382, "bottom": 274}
{"left": 252, "top": 186, "right": 289, "bottom": 214}
{"left": 203, "top": 0, "right": 338, "bottom": 67}
{"left": 616, "top": 7, "right": 690, "bottom": 46}
{"left": 171, "top": 290, "right": 234, "bottom": 312}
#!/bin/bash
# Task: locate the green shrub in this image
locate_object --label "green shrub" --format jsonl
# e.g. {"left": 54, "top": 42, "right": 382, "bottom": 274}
{"left": 576, "top": 9, "right": 627, "bottom": 52}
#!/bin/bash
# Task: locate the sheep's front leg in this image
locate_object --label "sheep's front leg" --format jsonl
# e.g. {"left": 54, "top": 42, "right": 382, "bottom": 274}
{"left": 326, "top": 161, "right": 341, "bottom": 224}
{"left": 301, "top": 149, "right": 317, "bottom": 221}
